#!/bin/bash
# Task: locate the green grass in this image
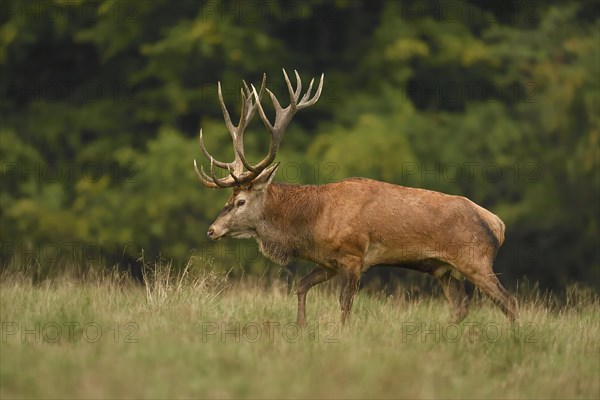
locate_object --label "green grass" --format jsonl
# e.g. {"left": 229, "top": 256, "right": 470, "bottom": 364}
{"left": 1, "top": 262, "right": 598, "bottom": 399}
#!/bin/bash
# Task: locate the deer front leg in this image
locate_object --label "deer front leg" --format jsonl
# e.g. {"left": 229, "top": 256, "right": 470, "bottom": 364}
{"left": 296, "top": 266, "right": 337, "bottom": 326}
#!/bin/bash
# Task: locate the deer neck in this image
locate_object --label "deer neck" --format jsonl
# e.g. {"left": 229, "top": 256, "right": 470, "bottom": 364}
{"left": 254, "top": 183, "right": 319, "bottom": 265}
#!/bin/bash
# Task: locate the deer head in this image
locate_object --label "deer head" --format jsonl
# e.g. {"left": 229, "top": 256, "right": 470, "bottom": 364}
{"left": 194, "top": 69, "right": 324, "bottom": 240}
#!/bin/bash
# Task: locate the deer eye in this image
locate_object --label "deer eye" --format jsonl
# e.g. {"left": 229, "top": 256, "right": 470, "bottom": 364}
{"left": 236, "top": 199, "right": 246, "bottom": 207}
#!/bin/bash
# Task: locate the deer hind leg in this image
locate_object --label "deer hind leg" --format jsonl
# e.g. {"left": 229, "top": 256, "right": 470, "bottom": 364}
{"left": 466, "top": 263, "right": 518, "bottom": 322}
{"left": 437, "top": 270, "right": 469, "bottom": 323}
{"left": 338, "top": 264, "right": 361, "bottom": 326}
{"left": 296, "top": 266, "right": 337, "bottom": 326}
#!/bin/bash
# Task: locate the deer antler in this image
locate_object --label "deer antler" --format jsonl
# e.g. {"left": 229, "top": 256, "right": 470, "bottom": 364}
{"left": 248, "top": 69, "right": 324, "bottom": 174}
{"left": 194, "top": 69, "right": 324, "bottom": 188}
{"left": 194, "top": 75, "right": 266, "bottom": 188}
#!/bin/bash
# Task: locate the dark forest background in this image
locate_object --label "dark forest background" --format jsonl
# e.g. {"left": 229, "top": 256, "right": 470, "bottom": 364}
{"left": 1, "top": 0, "right": 598, "bottom": 291}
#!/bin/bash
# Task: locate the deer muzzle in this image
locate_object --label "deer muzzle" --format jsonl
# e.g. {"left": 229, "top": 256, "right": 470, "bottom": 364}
{"left": 207, "top": 224, "right": 227, "bottom": 240}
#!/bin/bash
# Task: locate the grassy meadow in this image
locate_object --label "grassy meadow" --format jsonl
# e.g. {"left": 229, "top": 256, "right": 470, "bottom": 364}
{"left": 1, "top": 262, "right": 598, "bottom": 399}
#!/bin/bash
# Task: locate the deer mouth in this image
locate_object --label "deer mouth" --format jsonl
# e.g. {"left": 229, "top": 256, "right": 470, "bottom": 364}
{"left": 229, "top": 231, "right": 257, "bottom": 239}
{"left": 208, "top": 228, "right": 256, "bottom": 240}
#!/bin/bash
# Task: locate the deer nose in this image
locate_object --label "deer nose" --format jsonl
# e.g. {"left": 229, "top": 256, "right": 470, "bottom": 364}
{"left": 207, "top": 228, "right": 215, "bottom": 239}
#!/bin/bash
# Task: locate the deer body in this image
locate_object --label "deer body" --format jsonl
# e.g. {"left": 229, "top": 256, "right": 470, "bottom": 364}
{"left": 195, "top": 70, "right": 518, "bottom": 325}
{"left": 260, "top": 178, "right": 504, "bottom": 271}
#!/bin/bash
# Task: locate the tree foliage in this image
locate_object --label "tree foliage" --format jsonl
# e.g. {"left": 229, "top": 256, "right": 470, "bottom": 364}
{"left": 1, "top": 0, "right": 598, "bottom": 290}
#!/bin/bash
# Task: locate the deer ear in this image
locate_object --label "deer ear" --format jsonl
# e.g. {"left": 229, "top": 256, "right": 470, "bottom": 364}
{"left": 251, "top": 162, "right": 280, "bottom": 191}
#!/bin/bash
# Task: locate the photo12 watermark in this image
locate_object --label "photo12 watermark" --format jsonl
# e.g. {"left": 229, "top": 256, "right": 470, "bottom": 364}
{"left": 401, "top": 321, "right": 538, "bottom": 343}
{"left": 200, "top": 321, "right": 340, "bottom": 343}
{"left": 398, "top": 161, "right": 540, "bottom": 185}
{"left": 1, "top": 321, "right": 139, "bottom": 344}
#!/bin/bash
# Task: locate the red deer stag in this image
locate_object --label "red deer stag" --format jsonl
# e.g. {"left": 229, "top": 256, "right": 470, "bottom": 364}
{"left": 194, "top": 70, "right": 518, "bottom": 325}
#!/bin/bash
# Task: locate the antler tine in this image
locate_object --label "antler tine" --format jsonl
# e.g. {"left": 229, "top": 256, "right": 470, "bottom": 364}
{"left": 207, "top": 157, "right": 231, "bottom": 188}
{"left": 194, "top": 156, "right": 232, "bottom": 188}
{"left": 230, "top": 75, "right": 267, "bottom": 175}
{"left": 217, "top": 82, "right": 236, "bottom": 136}
{"left": 297, "top": 73, "right": 324, "bottom": 109}
{"left": 199, "top": 128, "right": 231, "bottom": 169}
{"left": 281, "top": 69, "right": 298, "bottom": 110}
{"left": 195, "top": 155, "right": 247, "bottom": 189}
{"left": 300, "top": 78, "right": 315, "bottom": 103}
{"left": 246, "top": 70, "right": 325, "bottom": 175}
{"left": 230, "top": 74, "right": 268, "bottom": 174}
{"left": 238, "top": 89, "right": 248, "bottom": 131}
{"left": 241, "top": 74, "right": 266, "bottom": 128}
{"left": 193, "top": 159, "right": 218, "bottom": 188}
{"left": 242, "top": 80, "right": 251, "bottom": 96}
{"left": 227, "top": 165, "right": 242, "bottom": 184}
{"left": 252, "top": 84, "right": 274, "bottom": 131}
{"left": 293, "top": 70, "right": 302, "bottom": 101}
{"left": 230, "top": 90, "right": 248, "bottom": 177}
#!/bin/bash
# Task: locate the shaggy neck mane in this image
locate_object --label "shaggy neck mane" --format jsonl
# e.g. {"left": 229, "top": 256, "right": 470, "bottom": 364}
{"left": 255, "top": 183, "right": 321, "bottom": 265}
